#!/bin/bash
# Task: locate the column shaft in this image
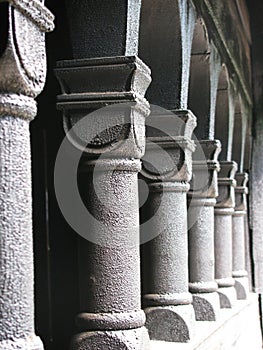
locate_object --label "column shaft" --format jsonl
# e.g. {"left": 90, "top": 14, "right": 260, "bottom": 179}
{"left": 215, "top": 161, "right": 237, "bottom": 308}
{"left": 140, "top": 110, "right": 196, "bottom": 342}
{"left": 143, "top": 182, "right": 194, "bottom": 342}
{"left": 232, "top": 173, "right": 249, "bottom": 299}
{"left": 215, "top": 209, "right": 234, "bottom": 282}
{"left": 0, "top": 1, "right": 53, "bottom": 348}
{"left": 0, "top": 117, "right": 43, "bottom": 349}
{"left": 55, "top": 56, "right": 151, "bottom": 350}
{"left": 188, "top": 140, "right": 221, "bottom": 321}
{"left": 232, "top": 215, "right": 246, "bottom": 276}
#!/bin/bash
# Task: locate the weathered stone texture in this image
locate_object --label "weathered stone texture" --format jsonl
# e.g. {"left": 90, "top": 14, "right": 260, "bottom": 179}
{"left": 192, "top": 0, "right": 251, "bottom": 107}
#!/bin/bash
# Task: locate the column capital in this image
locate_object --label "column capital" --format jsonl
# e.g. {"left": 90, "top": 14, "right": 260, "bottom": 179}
{"left": 0, "top": 0, "right": 54, "bottom": 102}
{"left": 234, "top": 172, "right": 249, "bottom": 214}
{"left": 55, "top": 56, "right": 151, "bottom": 160}
{"left": 189, "top": 139, "right": 221, "bottom": 199}
{"left": 215, "top": 161, "right": 238, "bottom": 209}
{"left": 140, "top": 109, "right": 196, "bottom": 182}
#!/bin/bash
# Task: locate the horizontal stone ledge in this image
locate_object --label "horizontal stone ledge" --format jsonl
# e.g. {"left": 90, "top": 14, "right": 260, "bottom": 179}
{"left": 150, "top": 293, "right": 262, "bottom": 350}
{"left": 55, "top": 55, "right": 151, "bottom": 97}
{"left": 143, "top": 292, "right": 193, "bottom": 306}
{"left": 75, "top": 310, "right": 146, "bottom": 331}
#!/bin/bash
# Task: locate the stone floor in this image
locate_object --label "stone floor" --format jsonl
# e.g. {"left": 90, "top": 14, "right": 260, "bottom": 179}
{"left": 151, "top": 293, "right": 262, "bottom": 350}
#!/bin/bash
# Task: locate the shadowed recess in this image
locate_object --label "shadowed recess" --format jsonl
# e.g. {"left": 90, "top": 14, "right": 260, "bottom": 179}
{"left": 0, "top": 2, "right": 9, "bottom": 58}
{"left": 232, "top": 96, "right": 243, "bottom": 170}
{"left": 139, "top": 0, "right": 182, "bottom": 110}
{"left": 65, "top": 0, "right": 128, "bottom": 58}
{"left": 215, "top": 65, "right": 231, "bottom": 160}
{"left": 243, "top": 121, "right": 252, "bottom": 172}
{"left": 188, "top": 18, "right": 211, "bottom": 139}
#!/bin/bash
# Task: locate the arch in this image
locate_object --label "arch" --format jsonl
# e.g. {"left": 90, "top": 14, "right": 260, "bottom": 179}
{"left": 243, "top": 125, "right": 252, "bottom": 172}
{"left": 242, "top": 105, "right": 252, "bottom": 172}
{"left": 232, "top": 95, "right": 243, "bottom": 169}
{"left": 139, "top": 0, "right": 195, "bottom": 110}
{"left": 188, "top": 18, "right": 213, "bottom": 139}
{"left": 214, "top": 65, "right": 233, "bottom": 160}
{"left": 65, "top": 0, "right": 141, "bottom": 58}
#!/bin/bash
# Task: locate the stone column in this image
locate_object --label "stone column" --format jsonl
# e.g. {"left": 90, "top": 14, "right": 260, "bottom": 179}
{"left": 140, "top": 110, "right": 196, "bottom": 342}
{"left": 232, "top": 173, "right": 249, "bottom": 299}
{"left": 0, "top": 1, "right": 53, "bottom": 349}
{"left": 188, "top": 140, "right": 221, "bottom": 321}
{"left": 214, "top": 161, "right": 238, "bottom": 308}
{"left": 55, "top": 56, "right": 151, "bottom": 350}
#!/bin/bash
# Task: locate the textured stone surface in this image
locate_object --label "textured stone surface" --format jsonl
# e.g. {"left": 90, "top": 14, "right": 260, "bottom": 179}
{"left": 0, "top": 117, "right": 43, "bottom": 350}
{"left": 215, "top": 161, "right": 237, "bottom": 308}
{"left": 65, "top": 0, "right": 142, "bottom": 59}
{"left": 188, "top": 201, "right": 220, "bottom": 320}
{"left": 140, "top": 110, "right": 196, "bottom": 342}
{"left": 192, "top": 0, "right": 251, "bottom": 108}
{"left": 71, "top": 327, "right": 151, "bottom": 350}
{"left": 150, "top": 294, "right": 262, "bottom": 350}
{"left": 139, "top": 0, "right": 195, "bottom": 110}
{"left": 249, "top": 0, "right": 263, "bottom": 294}
{"left": 189, "top": 22, "right": 221, "bottom": 140}
{"left": 0, "top": 0, "right": 53, "bottom": 348}
{"left": 192, "top": 293, "right": 220, "bottom": 321}
{"left": 145, "top": 305, "right": 195, "bottom": 343}
{"left": 188, "top": 140, "right": 221, "bottom": 321}
{"left": 56, "top": 51, "right": 151, "bottom": 348}
{"left": 0, "top": 1, "right": 54, "bottom": 97}
{"left": 232, "top": 173, "right": 249, "bottom": 300}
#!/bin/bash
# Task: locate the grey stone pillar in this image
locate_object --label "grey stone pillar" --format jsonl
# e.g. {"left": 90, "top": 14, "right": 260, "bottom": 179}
{"left": 214, "top": 161, "right": 238, "bottom": 308}
{"left": 140, "top": 110, "right": 196, "bottom": 342}
{"left": 188, "top": 140, "right": 221, "bottom": 321}
{"left": 55, "top": 57, "right": 151, "bottom": 350}
{"left": 232, "top": 173, "right": 249, "bottom": 299}
{"left": 244, "top": 208, "right": 253, "bottom": 292}
{"left": 0, "top": 1, "right": 54, "bottom": 349}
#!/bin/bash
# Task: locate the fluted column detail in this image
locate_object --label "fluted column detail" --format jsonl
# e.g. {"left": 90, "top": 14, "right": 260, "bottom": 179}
{"left": 55, "top": 56, "right": 151, "bottom": 350}
{"left": 232, "top": 172, "right": 249, "bottom": 299}
{"left": 0, "top": 1, "right": 54, "bottom": 349}
{"left": 140, "top": 110, "right": 196, "bottom": 342}
{"left": 215, "top": 161, "right": 237, "bottom": 308}
{"left": 188, "top": 140, "right": 221, "bottom": 320}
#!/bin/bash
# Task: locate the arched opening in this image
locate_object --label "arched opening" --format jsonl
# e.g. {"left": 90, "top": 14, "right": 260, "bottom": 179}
{"left": 215, "top": 65, "right": 232, "bottom": 160}
{"left": 188, "top": 18, "right": 211, "bottom": 139}
{"left": 139, "top": 0, "right": 194, "bottom": 110}
{"left": 243, "top": 121, "right": 252, "bottom": 172}
{"left": 65, "top": 0, "right": 140, "bottom": 59}
{"left": 232, "top": 96, "right": 243, "bottom": 170}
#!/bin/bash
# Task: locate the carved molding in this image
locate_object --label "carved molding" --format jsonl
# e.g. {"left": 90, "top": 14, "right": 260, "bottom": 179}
{"left": 140, "top": 109, "right": 196, "bottom": 182}
{"left": 189, "top": 139, "right": 221, "bottom": 198}
{"left": 55, "top": 56, "right": 151, "bottom": 159}
{"left": 0, "top": 0, "right": 54, "bottom": 104}
{"left": 216, "top": 161, "right": 238, "bottom": 209}
{"left": 234, "top": 172, "right": 248, "bottom": 212}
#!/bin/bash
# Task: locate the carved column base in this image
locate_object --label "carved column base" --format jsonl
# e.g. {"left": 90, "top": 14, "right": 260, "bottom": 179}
{"left": 216, "top": 278, "right": 237, "bottom": 308}
{"left": 233, "top": 275, "right": 249, "bottom": 300}
{"left": 145, "top": 303, "right": 195, "bottom": 343}
{"left": 215, "top": 205, "right": 237, "bottom": 308}
{"left": 217, "top": 287, "right": 237, "bottom": 308}
{"left": 232, "top": 172, "right": 249, "bottom": 301}
{"left": 188, "top": 139, "right": 221, "bottom": 322}
{"left": 188, "top": 200, "right": 220, "bottom": 321}
{"left": 0, "top": 335, "right": 43, "bottom": 350}
{"left": 71, "top": 327, "right": 150, "bottom": 350}
{"left": 191, "top": 290, "right": 220, "bottom": 321}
